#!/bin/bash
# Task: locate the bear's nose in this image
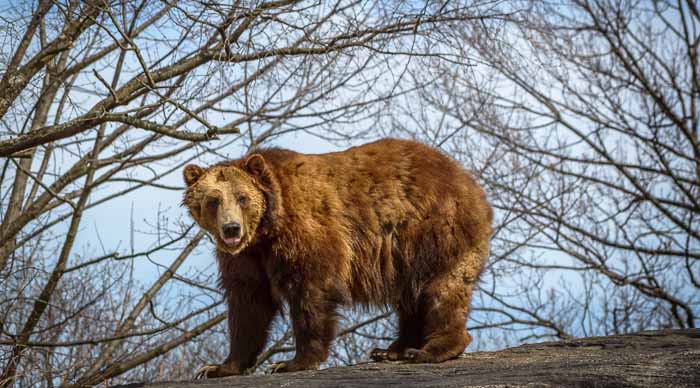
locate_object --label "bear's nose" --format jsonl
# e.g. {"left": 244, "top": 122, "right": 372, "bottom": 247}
{"left": 222, "top": 222, "right": 241, "bottom": 238}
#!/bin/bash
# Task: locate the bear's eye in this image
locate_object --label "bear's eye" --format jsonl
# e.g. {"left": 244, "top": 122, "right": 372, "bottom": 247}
{"left": 205, "top": 197, "right": 219, "bottom": 215}
{"left": 237, "top": 194, "right": 249, "bottom": 206}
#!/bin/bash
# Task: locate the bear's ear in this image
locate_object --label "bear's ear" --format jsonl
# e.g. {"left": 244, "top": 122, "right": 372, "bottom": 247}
{"left": 245, "top": 154, "right": 266, "bottom": 175}
{"left": 244, "top": 154, "right": 273, "bottom": 189}
{"left": 183, "top": 164, "right": 204, "bottom": 187}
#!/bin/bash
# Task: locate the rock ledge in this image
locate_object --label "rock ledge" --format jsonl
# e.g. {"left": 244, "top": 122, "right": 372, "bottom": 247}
{"left": 118, "top": 328, "right": 700, "bottom": 388}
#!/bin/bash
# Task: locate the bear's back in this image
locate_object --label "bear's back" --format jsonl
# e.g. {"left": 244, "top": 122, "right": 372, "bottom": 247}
{"left": 255, "top": 138, "right": 490, "bottom": 234}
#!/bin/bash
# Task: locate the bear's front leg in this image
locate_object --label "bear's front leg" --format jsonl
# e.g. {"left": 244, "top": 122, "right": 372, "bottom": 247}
{"left": 271, "top": 284, "right": 343, "bottom": 373}
{"left": 198, "top": 278, "right": 279, "bottom": 379}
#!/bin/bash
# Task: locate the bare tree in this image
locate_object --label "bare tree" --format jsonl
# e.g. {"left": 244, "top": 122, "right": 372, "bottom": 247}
{"left": 0, "top": 1, "right": 506, "bottom": 386}
{"left": 8, "top": 0, "right": 691, "bottom": 386}
{"left": 386, "top": 0, "right": 699, "bottom": 343}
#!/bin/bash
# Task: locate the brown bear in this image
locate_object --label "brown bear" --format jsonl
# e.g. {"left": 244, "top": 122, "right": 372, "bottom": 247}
{"left": 182, "top": 138, "right": 492, "bottom": 377}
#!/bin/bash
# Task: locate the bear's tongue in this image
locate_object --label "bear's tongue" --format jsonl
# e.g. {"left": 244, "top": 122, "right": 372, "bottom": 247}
{"left": 223, "top": 236, "right": 240, "bottom": 246}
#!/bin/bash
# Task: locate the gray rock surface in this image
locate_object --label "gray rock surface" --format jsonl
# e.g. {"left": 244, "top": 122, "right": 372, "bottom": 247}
{"left": 116, "top": 328, "right": 700, "bottom": 388}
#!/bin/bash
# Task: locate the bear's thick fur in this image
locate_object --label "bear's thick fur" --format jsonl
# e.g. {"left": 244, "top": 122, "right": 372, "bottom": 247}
{"left": 182, "top": 138, "right": 492, "bottom": 377}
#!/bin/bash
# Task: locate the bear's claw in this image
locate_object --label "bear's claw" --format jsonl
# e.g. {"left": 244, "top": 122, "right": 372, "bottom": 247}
{"left": 194, "top": 364, "right": 219, "bottom": 379}
{"left": 370, "top": 348, "right": 402, "bottom": 362}
{"left": 267, "top": 359, "right": 318, "bottom": 374}
{"left": 268, "top": 361, "right": 288, "bottom": 374}
{"left": 370, "top": 348, "right": 389, "bottom": 361}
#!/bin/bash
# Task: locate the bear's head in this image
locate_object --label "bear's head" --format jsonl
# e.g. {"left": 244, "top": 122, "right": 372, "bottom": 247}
{"left": 182, "top": 154, "right": 275, "bottom": 255}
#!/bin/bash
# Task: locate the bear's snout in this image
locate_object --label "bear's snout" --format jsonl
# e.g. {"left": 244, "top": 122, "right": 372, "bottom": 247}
{"left": 222, "top": 222, "right": 242, "bottom": 246}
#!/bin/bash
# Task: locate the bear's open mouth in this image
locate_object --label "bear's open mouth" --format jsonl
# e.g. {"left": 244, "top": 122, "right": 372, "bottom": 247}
{"left": 223, "top": 236, "right": 241, "bottom": 247}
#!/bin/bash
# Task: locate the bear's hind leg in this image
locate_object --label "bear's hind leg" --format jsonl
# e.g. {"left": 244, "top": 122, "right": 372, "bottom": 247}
{"left": 403, "top": 280, "right": 474, "bottom": 363}
{"left": 370, "top": 308, "right": 423, "bottom": 362}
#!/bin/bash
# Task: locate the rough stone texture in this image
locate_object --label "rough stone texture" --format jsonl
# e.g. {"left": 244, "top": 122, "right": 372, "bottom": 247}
{"left": 116, "top": 328, "right": 700, "bottom": 388}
